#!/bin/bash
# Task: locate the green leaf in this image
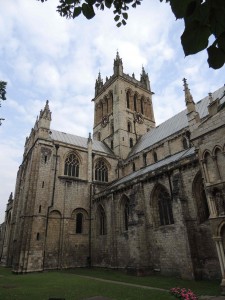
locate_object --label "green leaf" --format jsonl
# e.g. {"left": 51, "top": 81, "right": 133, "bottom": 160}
{"left": 181, "top": 21, "right": 211, "bottom": 55}
{"left": 218, "top": 33, "right": 225, "bottom": 52}
{"left": 86, "top": 0, "right": 96, "bottom": 5}
{"left": 117, "top": 22, "right": 122, "bottom": 27}
{"left": 65, "top": 0, "right": 75, "bottom": 4}
{"left": 73, "top": 6, "right": 82, "bottom": 18}
{"left": 207, "top": 45, "right": 225, "bottom": 69}
{"left": 122, "top": 19, "right": 126, "bottom": 25}
{"left": 82, "top": 3, "right": 95, "bottom": 19}
{"left": 122, "top": 12, "right": 128, "bottom": 20}
{"left": 105, "top": 0, "right": 113, "bottom": 9}
{"left": 182, "top": 0, "right": 211, "bottom": 28}
{"left": 210, "top": 6, "right": 225, "bottom": 38}
{"left": 170, "top": 0, "right": 193, "bottom": 19}
{"left": 114, "top": 15, "right": 120, "bottom": 22}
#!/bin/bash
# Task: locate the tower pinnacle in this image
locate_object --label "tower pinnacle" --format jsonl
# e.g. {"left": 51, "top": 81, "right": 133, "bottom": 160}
{"left": 140, "top": 66, "right": 150, "bottom": 91}
{"left": 95, "top": 71, "right": 104, "bottom": 97}
{"left": 39, "top": 100, "right": 51, "bottom": 121}
{"left": 114, "top": 51, "right": 123, "bottom": 76}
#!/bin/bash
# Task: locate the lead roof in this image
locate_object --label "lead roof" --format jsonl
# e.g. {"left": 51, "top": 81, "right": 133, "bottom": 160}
{"left": 128, "top": 86, "right": 225, "bottom": 157}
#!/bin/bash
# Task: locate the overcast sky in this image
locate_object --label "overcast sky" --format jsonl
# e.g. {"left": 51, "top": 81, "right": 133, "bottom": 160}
{"left": 0, "top": 0, "right": 224, "bottom": 223}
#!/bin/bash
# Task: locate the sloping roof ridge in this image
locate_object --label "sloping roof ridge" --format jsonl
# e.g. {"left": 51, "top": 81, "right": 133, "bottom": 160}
{"left": 127, "top": 86, "right": 225, "bottom": 158}
{"left": 50, "top": 129, "right": 114, "bottom": 155}
{"left": 51, "top": 129, "right": 85, "bottom": 138}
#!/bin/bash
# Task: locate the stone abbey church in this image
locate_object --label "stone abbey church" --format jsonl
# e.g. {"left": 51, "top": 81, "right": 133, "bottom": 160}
{"left": 1, "top": 53, "right": 225, "bottom": 291}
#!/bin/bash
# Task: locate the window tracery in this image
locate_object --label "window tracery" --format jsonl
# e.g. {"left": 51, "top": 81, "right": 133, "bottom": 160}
{"left": 97, "top": 206, "right": 107, "bottom": 235}
{"left": 126, "top": 91, "right": 130, "bottom": 109}
{"left": 128, "top": 122, "right": 132, "bottom": 132}
{"left": 64, "top": 153, "right": 79, "bottom": 177}
{"left": 134, "top": 94, "right": 137, "bottom": 111}
{"left": 95, "top": 160, "right": 108, "bottom": 182}
{"left": 152, "top": 185, "right": 174, "bottom": 226}
{"left": 130, "top": 138, "right": 133, "bottom": 148}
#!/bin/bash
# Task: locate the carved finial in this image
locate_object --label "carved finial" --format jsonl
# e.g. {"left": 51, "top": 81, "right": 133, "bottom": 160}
{"left": 116, "top": 50, "right": 120, "bottom": 60}
{"left": 88, "top": 132, "right": 92, "bottom": 143}
{"left": 114, "top": 50, "right": 123, "bottom": 75}
{"left": 39, "top": 99, "right": 51, "bottom": 121}
{"left": 183, "top": 78, "right": 194, "bottom": 105}
{"left": 140, "top": 65, "right": 150, "bottom": 91}
{"left": 142, "top": 65, "right": 146, "bottom": 75}
{"left": 208, "top": 92, "right": 213, "bottom": 103}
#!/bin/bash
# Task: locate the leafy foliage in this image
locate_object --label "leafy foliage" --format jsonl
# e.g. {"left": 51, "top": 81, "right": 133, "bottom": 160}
{"left": 0, "top": 81, "right": 6, "bottom": 125}
{"left": 0, "top": 81, "right": 7, "bottom": 102}
{"left": 161, "top": 0, "right": 225, "bottom": 69}
{"left": 37, "top": 0, "right": 225, "bottom": 69}
{"left": 37, "top": 0, "right": 142, "bottom": 27}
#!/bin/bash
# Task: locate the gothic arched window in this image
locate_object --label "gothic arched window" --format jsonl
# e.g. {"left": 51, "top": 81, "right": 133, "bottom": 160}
{"left": 130, "top": 138, "right": 133, "bottom": 148}
{"left": 76, "top": 213, "right": 83, "bottom": 234}
{"left": 108, "top": 92, "right": 113, "bottom": 114}
{"left": 143, "top": 153, "right": 147, "bottom": 166}
{"left": 182, "top": 137, "right": 189, "bottom": 149}
{"left": 128, "top": 122, "right": 132, "bottom": 132}
{"left": 132, "top": 162, "right": 136, "bottom": 172}
{"left": 64, "top": 153, "right": 79, "bottom": 177}
{"left": 158, "top": 189, "right": 174, "bottom": 225}
{"left": 141, "top": 97, "right": 144, "bottom": 114}
{"left": 120, "top": 195, "right": 129, "bottom": 232}
{"left": 153, "top": 151, "right": 158, "bottom": 162}
{"left": 110, "top": 121, "right": 114, "bottom": 134}
{"left": 152, "top": 185, "right": 174, "bottom": 226}
{"left": 126, "top": 91, "right": 130, "bottom": 109}
{"left": 134, "top": 94, "right": 137, "bottom": 111}
{"left": 193, "top": 172, "right": 209, "bottom": 223}
{"left": 98, "top": 206, "right": 107, "bottom": 235}
{"left": 95, "top": 160, "right": 108, "bottom": 182}
{"left": 124, "top": 201, "right": 129, "bottom": 231}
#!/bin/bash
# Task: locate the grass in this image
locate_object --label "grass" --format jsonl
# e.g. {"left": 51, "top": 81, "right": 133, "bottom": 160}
{"left": 0, "top": 267, "right": 221, "bottom": 300}
{"left": 64, "top": 268, "right": 221, "bottom": 296}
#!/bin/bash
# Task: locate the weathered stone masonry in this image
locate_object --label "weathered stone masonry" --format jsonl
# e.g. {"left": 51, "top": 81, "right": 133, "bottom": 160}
{"left": 1, "top": 53, "right": 225, "bottom": 294}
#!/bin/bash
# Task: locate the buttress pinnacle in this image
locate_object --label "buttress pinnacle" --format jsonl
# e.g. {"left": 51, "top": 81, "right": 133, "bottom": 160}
{"left": 183, "top": 78, "right": 194, "bottom": 105}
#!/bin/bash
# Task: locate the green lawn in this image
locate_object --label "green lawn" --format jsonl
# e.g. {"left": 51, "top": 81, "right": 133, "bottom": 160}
{"left": 0, "top": 267, "right": 220, "bottom": 300}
